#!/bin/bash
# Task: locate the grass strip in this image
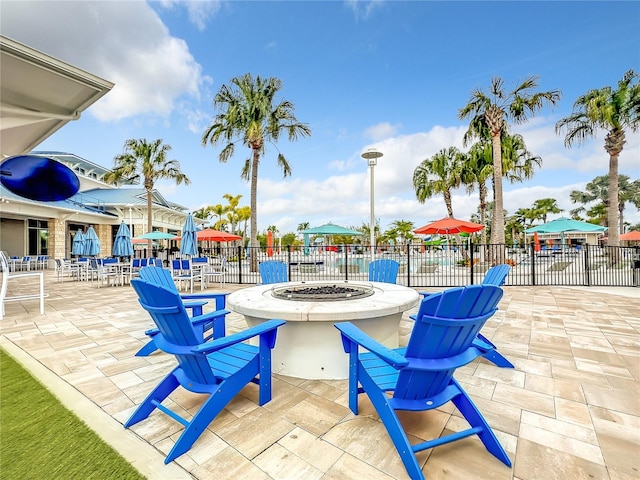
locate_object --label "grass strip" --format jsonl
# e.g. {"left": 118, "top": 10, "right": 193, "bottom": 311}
{"left": 0, "top": 348, "right": 145, "bottom": 479}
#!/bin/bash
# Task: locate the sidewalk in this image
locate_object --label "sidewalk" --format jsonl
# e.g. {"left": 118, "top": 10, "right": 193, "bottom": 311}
{"left": 1, "top": 271, "right": 638, "bottom": 479}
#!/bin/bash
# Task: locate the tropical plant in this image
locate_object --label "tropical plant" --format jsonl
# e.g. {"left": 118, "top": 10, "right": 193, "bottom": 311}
{"left": 105, "top": 138, "right": 190, "bottom": 250}
{"left": 413, "top": 146, "right": 465, "bottom": 217}
{"left": 202, "top": 73, "right": 311, "bottom": 271}
{"left": 556, "top": 69, "right": 639, "bottom": 248}
{"left": 570, "top": 174, "right": 640, "bottom": 233}
{"left": 531, "top": 198, "right": 562, "bottom": 223}
{"left": 459, "top": 76, "right": 561, "bottom": 251}
{"left": 388, "top": 219, "right": 415, "bottom": 246}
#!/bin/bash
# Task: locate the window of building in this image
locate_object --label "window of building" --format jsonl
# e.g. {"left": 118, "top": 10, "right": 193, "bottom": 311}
{"left": 27, "top": 219, "right": 48, "bottom": 256}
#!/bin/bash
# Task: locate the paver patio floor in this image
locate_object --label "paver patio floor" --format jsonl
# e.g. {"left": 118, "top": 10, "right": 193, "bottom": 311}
{"left": 1, "top": 271, "right": 639, "bottom": 479}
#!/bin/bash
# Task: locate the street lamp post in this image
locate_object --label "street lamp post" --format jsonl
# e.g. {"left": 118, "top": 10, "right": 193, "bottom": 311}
{"left": 361, "top": 148, "right": 383, "bottom": 261}
{"left": 126, "top": 204, "right": 133, "bottom": 236}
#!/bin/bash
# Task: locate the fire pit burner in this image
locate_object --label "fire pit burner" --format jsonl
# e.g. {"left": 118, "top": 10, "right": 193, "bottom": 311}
{"left": 271, "top": 282, "right": 374, "bottom": 301}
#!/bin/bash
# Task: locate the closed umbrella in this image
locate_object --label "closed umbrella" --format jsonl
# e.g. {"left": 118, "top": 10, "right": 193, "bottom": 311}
{"left": 180, "top": 214, "right": 198, "bottom": 256}
{"left": 72, "top": 229, "right": 85, "bottom": 256}
{"left": 267, "top": 230, "right": 274, "bottom": 257}
{"left": 112, "top": 221, "right": 133, "bottom": 258}
{"left": 83, "top": 226, "right": 101, "bottom": 257}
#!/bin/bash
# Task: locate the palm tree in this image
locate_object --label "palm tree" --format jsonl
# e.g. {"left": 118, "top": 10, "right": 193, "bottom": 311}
{"left": 202, "top": 73, "right": 311, "bottom": 271}
{"left": 570, "top": 174, "right": 640, "bottom": 232}
{"left": 105, "top": 138, "right": 190, "bottom": 251}
{"left": 389, "top": 219, "right": 415, "bottom": 247}
{"left": 413, "top": 146, "right": 465, "bottom": 217}
{"left": 459, "top": 76, "right": 561, "bottom": 250}
{"left": 556, "top": 69, "right": 639, "bottom": 249}
{"left": 211, "top": 204, "right": 228, "bottom": 229}
{"left": 531, "top": 198, "right": 562, "bottom": 224}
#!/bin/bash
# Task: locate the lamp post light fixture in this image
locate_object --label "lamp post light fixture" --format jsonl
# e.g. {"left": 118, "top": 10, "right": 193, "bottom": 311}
{"left": 361, "top": 148, "right": 383, "bottom": 261}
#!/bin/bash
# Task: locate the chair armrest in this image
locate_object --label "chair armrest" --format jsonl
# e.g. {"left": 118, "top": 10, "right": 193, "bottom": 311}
{"left": 405, "top": 347, "right": 484, "bottom": 371}
{"left": 192, "top": 319, "right": 285, "bottom": 354}
{"left": 335, "top": 322, "right": 408, "bottom": 369}
{"left": 190, "top": 309, "right": 230, "bottom": 327}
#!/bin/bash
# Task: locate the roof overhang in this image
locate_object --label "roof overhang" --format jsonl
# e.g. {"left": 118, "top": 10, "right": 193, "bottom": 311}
{"left": 0, "top": 35, "right": 114, "bottom": 158}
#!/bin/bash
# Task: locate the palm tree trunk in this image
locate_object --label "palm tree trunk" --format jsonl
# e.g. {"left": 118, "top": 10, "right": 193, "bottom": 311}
{"left": 250, "top": 149, "right": 260, "bottom": 272}
{"left": 491, "top": 133, "right": 506, "bottom": 264}
{"left": 608, "top": 152, "right": 620, "bottom": 265}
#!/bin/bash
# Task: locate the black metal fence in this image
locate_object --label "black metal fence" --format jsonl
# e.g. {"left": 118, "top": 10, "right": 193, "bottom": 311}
{"left": 179, "top": 243, "right": 640, "bottom": 288}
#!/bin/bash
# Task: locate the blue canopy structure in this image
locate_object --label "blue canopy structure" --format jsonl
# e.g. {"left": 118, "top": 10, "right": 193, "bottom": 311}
{"left": 83, "top": 226, "right": 101, "bottom": 256}
{"left": 180, "top": 213, "right": 198, "bottom": 257}
{"left": 72, "top": 229, "right": 85, "bottom": 256}
{"left": 135, "top": 231, "right": 177, "bottom": 240}
{"left": 112, "top": 221, "right": 133, "bottom": 258}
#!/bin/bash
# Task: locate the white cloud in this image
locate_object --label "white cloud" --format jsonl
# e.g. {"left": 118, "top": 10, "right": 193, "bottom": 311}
{"left": 0, "top": 1, "right": 208, "bottom": 122}
{"left": 364, "top": 122, "right": 401, "bottom": 141}
{"left": 345, "top": 0, "right": 385, "bottom": 20}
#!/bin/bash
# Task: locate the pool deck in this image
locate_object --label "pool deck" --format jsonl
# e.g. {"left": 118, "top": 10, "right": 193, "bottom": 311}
{"left": 1, "top": 271, "right": 639, "bottom": 479}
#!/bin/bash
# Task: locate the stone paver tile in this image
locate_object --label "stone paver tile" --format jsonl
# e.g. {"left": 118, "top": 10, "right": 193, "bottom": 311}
{"left": 466, "top": 395, "right": 522, "bottom": 436}
{"left": 280, "top": 393, "right": 351, "bottom": 436}
{"left": 521, "top": 410, "right": 598, "bottom": 445}
{"left": 554, "top": 397, "right": 593, "bottom": 428}
{"left": 475, "top": 362, "right": 526, "bottom": 388}
{"left": 254, "top": 443, "right": 324, "bottom": 480}
{"left": 524, "top": 373, "right": 585, "bottom": 403}
{"left": 215, "top": 407, "right": 295, "bottom": 459}
{"left": 322, "top": 452, "right": 396, "bottom": 480}
{"left": 278, "top": 426, "right": 342, "bottom": 472}
{"left": 492, "top": 383, "right": 555, "bottom": 418}
{"left": 519, "top": 423, "right": 604, "bottom": 465}
{"left": 582, "top": 384, "right": 640, "bottom": 416}
{"left": 514, "top": 438, "right": 609, "bottom": 480}
{"left": 323, "top": 417, "right": 413, "bottom": 479}
{"left": 589, "top": 406, "right": 640, "bottom": 478}
{"left": 190, "top": 446, "right": 271, "bottom": 480}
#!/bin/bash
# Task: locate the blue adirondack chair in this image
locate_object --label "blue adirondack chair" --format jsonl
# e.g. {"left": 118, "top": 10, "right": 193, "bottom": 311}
{"left": 413, "top": 263, "right": 514, "bottom": 368}
{"left": 127, "top": 277, "right": 285, "bottom": 463}
{"left": 259, "top": 260, "right": 288, "bottom": 284}
{"left": 368, "top": 258, "right": 400, "bottom": 284}
{"left": 335, "top": 285, "right": 512, "bottom": 480}
{"left": 134, "top": 266, "right": 229, "bottom": 356}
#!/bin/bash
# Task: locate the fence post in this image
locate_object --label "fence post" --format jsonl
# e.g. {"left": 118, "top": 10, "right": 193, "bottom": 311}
{"left": 530, "top": 243, "right": 536, "bottom": 286}
{"left": 237, "top": 245, "right": 243, "bottom": 284}
{"left": 584, "top": 244, "right": 591, "bottom": 286}
{"left": 469, "top": 243, "right": 475, "bottom": 285}
{"left": 406, "top": 244, "right": 411, "bottom": 287}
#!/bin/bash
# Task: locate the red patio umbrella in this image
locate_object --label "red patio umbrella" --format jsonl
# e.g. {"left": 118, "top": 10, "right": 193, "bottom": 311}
{"left": 196, "top": 228, "right": 242, "bottom": 242}
{"left": 620, "top": 230, "right": 640, "bottom": 241}
{"left": 414, "top": 217, "right": 485, "bottom": 235}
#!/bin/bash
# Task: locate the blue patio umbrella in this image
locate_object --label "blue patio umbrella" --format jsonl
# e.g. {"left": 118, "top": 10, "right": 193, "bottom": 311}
{"left": 112, "top": 221, "right": 134, "bottom": 258}
{"left": 180, "top": 213, "right": 198, "bottom": 256}
{"left": 83, "top": 226, "right": 101, "bottom": 257}
{"left": 72, "top": 229, "right": 85, "bottom": 256}
{"left": 0, "top": 155, "right": 80, "bottom": 201}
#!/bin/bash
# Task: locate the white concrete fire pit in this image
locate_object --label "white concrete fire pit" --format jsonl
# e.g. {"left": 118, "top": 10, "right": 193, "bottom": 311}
{"left": 227, "top": 281, "right": 420, "bottom": 380}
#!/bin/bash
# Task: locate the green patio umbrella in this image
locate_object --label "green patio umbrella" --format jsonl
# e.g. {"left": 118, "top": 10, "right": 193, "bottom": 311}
{"left": 301, "top": 223, "right": 363, "bottom": 236}
{"left": 525, "top": 218, "right": 606, "bottom": 234}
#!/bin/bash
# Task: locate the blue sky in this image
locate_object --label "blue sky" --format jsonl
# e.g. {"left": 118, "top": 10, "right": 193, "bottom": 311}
{"left": 2, "top": 1, "right": 639, "bottom": 234}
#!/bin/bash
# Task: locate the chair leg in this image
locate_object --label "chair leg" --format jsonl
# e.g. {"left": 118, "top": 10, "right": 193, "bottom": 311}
{"left": 124, "top": 370, "right": 180, "bottom": 428}
{"left": 135, "top": 339, "right": 159, "bottom": 357}
{"left": 474, "top": 334, "right": 514, "bottom": 368}
{"left": 361, "top": 371, "right": 425, "bottom": 480}
{"left": 450, "top": 379, "right": 512, "bottom": 467}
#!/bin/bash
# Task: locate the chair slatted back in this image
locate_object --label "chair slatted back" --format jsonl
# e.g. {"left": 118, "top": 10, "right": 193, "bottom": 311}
{"left": 140, "top": 266, "right": 176, "bottom": 290}
{"left": 259, "top": 261, "right": 288, "bottom": 284}
{"left": 130, "top": 279, "right": 217, "bottom": 385}
{"left": 397, "top": 285, "right": 503, "bottom": 399}
{"left": 482, "top": 264, "right": 510, "bottom": 286}
{"left": 368, "top": 259, "right": 400, "bottom": 283}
